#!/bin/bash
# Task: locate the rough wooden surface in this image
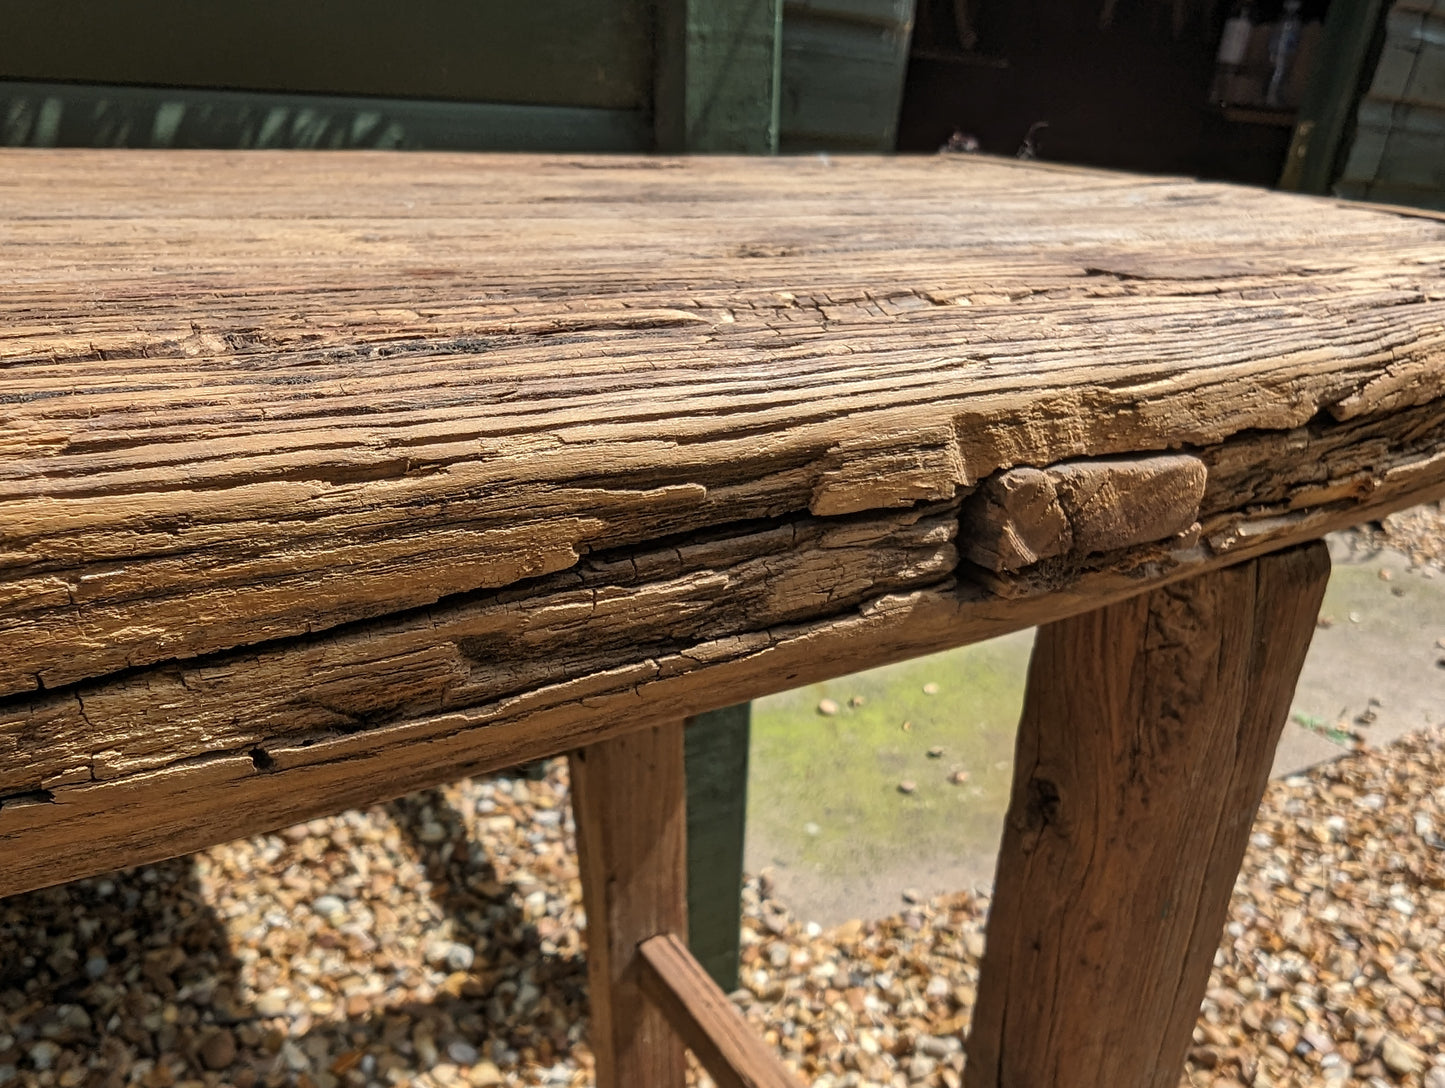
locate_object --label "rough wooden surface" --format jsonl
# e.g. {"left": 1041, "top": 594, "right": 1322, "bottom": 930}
{"left": 570, "top": 723, "right": 689, "bottom": 1088}
{"left": 2, "top": 151, "right": 1444, "bottom": 893}
{"left": 959, "top": 454, "right": 1207, "bottom": 571}
{"left": 638, "top": 933, "right": 804, "bottom": 1088}
{"left": 964, "top": 542, "right": 1331, "bottom": 1088}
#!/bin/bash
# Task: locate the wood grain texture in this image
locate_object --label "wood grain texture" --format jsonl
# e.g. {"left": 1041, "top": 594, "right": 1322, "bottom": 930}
{"left": 2, "top": 151, "right": 1445, "bottom": 894}
{"left": 0, "top": 501, "right": 958, "bottom": 792}
{"left": 959, "top": 454, "right": 1206, "bottom": 571}
{"left": 964, "top": 542, "right": 1331, "bottom": 1088}
{"left": 0, "top": 458, "right": 1433, "bottom": 901}
{"left": 638, "top": 933, "right": 803, "bottom": 1088}
{"left": 570, "top": 723, "right": 688, "bottom": 1088}
{"left": 3, "top": 151, "right": 1444, "bottom": 698}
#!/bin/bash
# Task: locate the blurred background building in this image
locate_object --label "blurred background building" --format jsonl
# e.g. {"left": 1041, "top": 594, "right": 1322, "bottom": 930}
{"left": 1, "top": 0, "right": 1440, "bottom": 206}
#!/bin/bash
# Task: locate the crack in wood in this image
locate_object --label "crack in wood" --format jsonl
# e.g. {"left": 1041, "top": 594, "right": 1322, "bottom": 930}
{"left": 0, "top": 500, "right": 960, "bottom": 793}
{"left": 3, "top": 152, "right": 1445, "bottom": 897}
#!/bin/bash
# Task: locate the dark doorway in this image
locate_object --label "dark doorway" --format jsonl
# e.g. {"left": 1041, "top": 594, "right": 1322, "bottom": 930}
{"left": 900, "top": 0, "right": 1331, "bottom": 186}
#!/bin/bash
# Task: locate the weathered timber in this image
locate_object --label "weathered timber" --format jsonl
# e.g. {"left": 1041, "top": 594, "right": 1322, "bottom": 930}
{"left": 3, "top": 153, "right": 1445, "bottom": 699}
{"left": 964, "top": 542, "right": 1331, "bottom": 1088}
{"left": 638, "top": 933, "right": 804, "bottom": 1088}
{"left": 959, "top": 454, "right": 1206, "bottom": 571}
{"left": 0, "top": 449, "right": 1437, "bottom": 899}
{"left": 0, "top": 501, "right": 958, "bottom": 792}
{"left": 2, "top": 152, "right": 1445, "bottom": 895}
{"left": 570, "top": 723, "right": 688, "bottom": 1088}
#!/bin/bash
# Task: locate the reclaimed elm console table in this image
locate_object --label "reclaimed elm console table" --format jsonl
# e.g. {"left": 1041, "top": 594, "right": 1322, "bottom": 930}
{"left": 3, "top": 150, "right": 1445, "bottom": 1088}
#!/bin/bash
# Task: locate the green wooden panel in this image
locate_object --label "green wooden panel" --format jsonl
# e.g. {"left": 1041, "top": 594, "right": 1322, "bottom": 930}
{"left": 1278, "top": 0, "right": 1388, "bottom": 194}
{"left": 779, "top": 0, "right": 914, "bottom": 151}
{"left": 1403, "top": 40, "right": 1445, "bottom": 107}
{"left": 684, "top": 704, "right": 751, "bottom": 991}
{"left": 1357, "top": 95, "right": 1445, "bottom": 133}
{"left": 1370, "top": 9, "right": 1429, "bottom": 98}
{"left": 656, "top": 0, "right": 782, "bottom": 151}
{"left": 1336, "top": 177, "right": 1445, "bottom": 209}
{"left": 780, "top": 1, "right": 913, "bottom": 149}
{"left": 0, "top": 81, "right": 650, "bottom": 150}
{"left": 0, "top": 0, "right": 651, "bottom": 111}
{"left": 1345, "top": 101, "right": 1445, "bottom": 190}
{"left": 1341, "top": 117, "right": 1391, "bottom": 181}
{"left": 787, "top": 0, "right": 913, "bottom": 27}
{"left": 1331, "top": 0, "right": 1445, "bottom": 209}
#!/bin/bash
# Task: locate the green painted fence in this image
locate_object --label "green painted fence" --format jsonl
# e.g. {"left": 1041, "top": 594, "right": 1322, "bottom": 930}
{"left": 1334, "top": 0, "right": 1445, "bottom": 210}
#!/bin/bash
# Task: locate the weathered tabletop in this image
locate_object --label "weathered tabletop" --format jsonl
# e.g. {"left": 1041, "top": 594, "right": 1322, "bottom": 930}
{"left": 2, "top": 151, "right": 1445, "bottom": 904}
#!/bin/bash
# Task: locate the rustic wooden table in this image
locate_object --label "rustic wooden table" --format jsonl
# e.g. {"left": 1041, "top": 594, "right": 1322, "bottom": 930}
{"left": 3, "top": 151, "right": 1445, "bottom": 1088}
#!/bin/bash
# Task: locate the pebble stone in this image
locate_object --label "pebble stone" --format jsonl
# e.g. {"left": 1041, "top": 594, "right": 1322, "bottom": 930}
{"left": 1358, "top": 503, "right": 1445, "bottom": 571}
{"left": 198, "top": 1029, "right": 237, "bottom": 1072}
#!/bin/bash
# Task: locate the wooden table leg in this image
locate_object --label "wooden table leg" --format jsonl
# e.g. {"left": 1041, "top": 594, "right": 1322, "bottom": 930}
{"left": 965, "top": 542, "right": 1330, "bottom": 1088}
{"left": 571, "top": 722, "right": 689, "bottom": 1088}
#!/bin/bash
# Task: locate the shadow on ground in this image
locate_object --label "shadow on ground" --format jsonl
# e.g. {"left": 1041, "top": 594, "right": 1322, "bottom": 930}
{"left": 0, "top": 787, "right": 587, "bottom": 1086}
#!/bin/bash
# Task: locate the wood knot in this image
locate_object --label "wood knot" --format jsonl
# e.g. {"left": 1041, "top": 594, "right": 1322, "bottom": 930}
{"left": 1024, "top": 776, "right": 1061, "bottom": 831}
{"left": 959, "top": 454, "right": 1206, "bottom": 572}
{"left": 249, "top": 748, "right": 277, "bottom": 774}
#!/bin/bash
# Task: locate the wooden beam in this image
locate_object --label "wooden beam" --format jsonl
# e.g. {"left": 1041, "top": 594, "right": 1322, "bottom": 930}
{"left": 964, "top": 541, "right": 1331, "bottom": 1088}
{"left": 654, "top": 0, "right": 782, "bottom": 152}
{"left": 639, "top": 932, "right": 804, "bottom": 1088}
{"left": 5, "top": 153, "right": 1445, "bottom": 702}
{"left": 4, "top": 152, "right": 1445, "bottom": 899}
{"left": 685, "top": 704, "right": 751, "bottom": 990}
{"left": 1, "top": 453, "right": 1441, "bottom": 900}
{"left": 570, "top": 722, "right": 689, "bottom": 1088}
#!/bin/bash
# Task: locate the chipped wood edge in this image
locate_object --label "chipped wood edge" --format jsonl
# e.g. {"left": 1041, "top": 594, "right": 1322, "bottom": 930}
{"left": 1, "top": 464, "right": 1442, "bottom": 900}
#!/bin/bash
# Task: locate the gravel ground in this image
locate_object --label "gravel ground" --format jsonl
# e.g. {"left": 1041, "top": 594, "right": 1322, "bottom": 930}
{"left": 2, "top": 505, "right": 1443, "bottom": 1088}
{"left": 3, "top": 728, "right": 1445, "bottom": 1088}
{"left": 1359, "top": 502, "right": 1445, "bottom": 572}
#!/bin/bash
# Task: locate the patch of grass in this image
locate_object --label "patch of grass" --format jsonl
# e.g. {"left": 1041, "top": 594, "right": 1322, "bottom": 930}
{"left": 746, "top": 630, "right": 1032, "bottom": 880}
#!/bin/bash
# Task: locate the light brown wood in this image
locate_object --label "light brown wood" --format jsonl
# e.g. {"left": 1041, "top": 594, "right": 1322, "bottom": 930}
{"left": 3, "top": 152, "right": 1444, "bottom": 699}
{"left": 964, "top": 541, "right": 1331, "bottom": 1088}
{"left": 959, "top": 454, "right": 1207, "bottom": 571}
{"left": 570, "top": 723, "right": 689, "bottom": 1088}
{"left": 638, "top": 932, "right": 804, "bottom": 1088}
{"left": 2, "top": 151, "right": 1444, "bottom": 895}
{"left": 0, "top": 430, "right": 1438, "bottom": 899}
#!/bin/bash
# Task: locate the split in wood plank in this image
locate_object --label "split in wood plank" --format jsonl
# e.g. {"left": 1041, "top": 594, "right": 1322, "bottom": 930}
{"left": 5, "top": 153, "right": 1445, "bottom": 702}
{"left": 0, "top": 460, "right": 1438, "bottom": 900}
